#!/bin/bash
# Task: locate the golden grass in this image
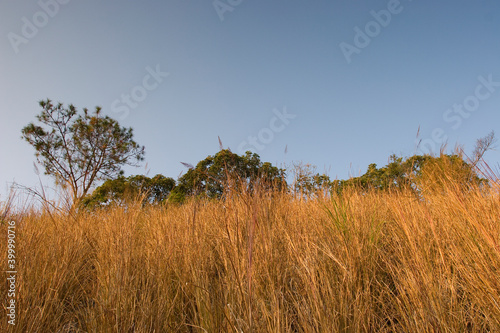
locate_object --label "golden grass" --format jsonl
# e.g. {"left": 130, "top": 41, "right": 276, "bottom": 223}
{"left": 1, "top": 174, "right": 500, "bottom": 332}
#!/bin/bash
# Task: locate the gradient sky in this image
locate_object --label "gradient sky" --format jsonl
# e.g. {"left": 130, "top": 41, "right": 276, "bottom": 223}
{"left": 1, "top": 0, "right": 499, "bottom": 201}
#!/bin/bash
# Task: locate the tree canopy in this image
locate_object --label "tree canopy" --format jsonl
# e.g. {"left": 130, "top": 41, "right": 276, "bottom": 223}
{"left": 339, "top": 154, "right": 483, "bottom": 192}
{"left": 170, "top": 149, "right": 285, "bottom": 202}
{"left": 82, "top": 174, "right": 175, "bottom": 207}
{"left": 291, "top": 153, "right": 486, "bottom": 197}
{"left": 21, "top": 99, "right": 145, "bottom": 206}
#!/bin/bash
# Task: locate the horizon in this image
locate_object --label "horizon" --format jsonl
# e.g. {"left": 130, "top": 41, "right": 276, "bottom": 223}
{"left": 1, "top": 1, "right": 499, "bottom": 201}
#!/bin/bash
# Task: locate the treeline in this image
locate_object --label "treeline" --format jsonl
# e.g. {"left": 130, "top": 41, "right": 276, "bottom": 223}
{"left": 82, "top": 148, "right": 486, "bottom": 207}
{"left": 82, "top": 149, "right": 285, "bottom": 207}
{"left": 20, "top": 99, "right": 494, "bottom": 209}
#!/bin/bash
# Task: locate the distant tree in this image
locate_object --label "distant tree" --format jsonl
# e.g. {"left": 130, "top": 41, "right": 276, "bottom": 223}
{"left": 170, "top": 149, "right": 285, "bottom": 202}
{"left": 21, "top": 99, "right": 145, "bottom": 207}
{"left": 82, "top": 174, "right": 175, "bottom": 207}
{"left": 336, "top": 153, "right": 484, "bottom": 194}
{"left": 414, "top": 154, "right": 486, "bottom": 195}
{"left": 291, "top": 162, "right": 331, "bottom": 196}
{"left": 350, "top": 154, "right": 414, "bottom": 191}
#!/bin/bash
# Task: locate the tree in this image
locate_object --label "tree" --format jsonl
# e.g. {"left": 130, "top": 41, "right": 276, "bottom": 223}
{"left": 170, "top": 149, "right": 285, "bottom": 202}
{"left": 290, "top": 162, "right": 331, "bottom": 196}
{"left": 335, "top": 153, "right": 484, "bottom": 194}
{"left": 21, "top": 99, "right": 145, "bottom": 206}
{"left": 82, "top": 174, "right": 175, "bottom": 208}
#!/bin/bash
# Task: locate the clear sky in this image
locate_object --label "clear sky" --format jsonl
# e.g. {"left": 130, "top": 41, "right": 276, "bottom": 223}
{"left": 1, "top": 0, "right": 499, "bottom": 201}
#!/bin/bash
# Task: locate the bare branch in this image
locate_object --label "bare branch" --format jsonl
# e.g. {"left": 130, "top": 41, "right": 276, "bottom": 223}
{"left": 471, "top": 131, "right": 497, "bottom": 167}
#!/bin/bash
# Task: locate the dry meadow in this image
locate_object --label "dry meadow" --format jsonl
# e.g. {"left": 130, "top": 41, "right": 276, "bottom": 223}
{"left": 1, "top": 167, "right": 499, "bottom": 332}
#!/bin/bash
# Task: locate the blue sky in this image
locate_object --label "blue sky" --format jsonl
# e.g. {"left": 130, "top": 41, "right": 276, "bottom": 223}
{"left": 1, "top": 0, "right": 499, "bottom": 200}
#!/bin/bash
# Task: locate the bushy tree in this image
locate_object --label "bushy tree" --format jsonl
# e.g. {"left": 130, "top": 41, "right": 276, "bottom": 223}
{"left": 170, "top": 149, "right": 285, "bottom": 202}
{"left": 21, "top": 99, "right": 145, "bottom": 206}
{"left": 291, "top": 163, "right": 331, "bottom": 196}
{"left": 336, "top": 154, "right": 484, "bottom": 194}
{"left": 82, "top": 174, "right": 175, "bottom": 207}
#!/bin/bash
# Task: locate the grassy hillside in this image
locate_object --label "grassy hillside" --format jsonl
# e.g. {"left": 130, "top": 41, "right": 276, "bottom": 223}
{"left": 1, "top": 166, "right": 499, "bottom": 332}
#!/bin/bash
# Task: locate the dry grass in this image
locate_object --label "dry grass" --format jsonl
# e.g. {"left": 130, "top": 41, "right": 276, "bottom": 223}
{"left": 1, "top": 168, "right": 500, "bottom": 332}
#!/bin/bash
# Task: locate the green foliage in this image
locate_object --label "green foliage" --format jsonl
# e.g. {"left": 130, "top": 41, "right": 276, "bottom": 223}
{"left": 170, "top": 149, "right": 285, "bottom": 201}
{"left": 291, "top": 154, "right": 484, "bottom": 197}
{"left": 291, "top": 163, "right": 332, "bottom": 195}
{"left": 337, "top": 154, "right": 484, "bottom": 194}
{"left": 21, "top": 99, "right": 145, "bottom": 206}
{"left": 83, "top": 174, "right": 175, "bottom": 208}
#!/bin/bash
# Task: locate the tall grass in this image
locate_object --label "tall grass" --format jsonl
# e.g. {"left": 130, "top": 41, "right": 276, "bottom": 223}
{"left": 1, "top": 165, "right": 499, "bottom": 332}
